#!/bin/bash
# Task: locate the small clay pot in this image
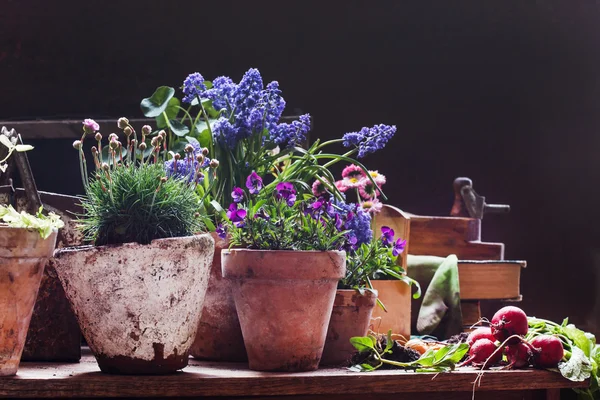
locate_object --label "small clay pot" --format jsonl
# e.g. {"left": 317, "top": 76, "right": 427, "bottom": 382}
{"left": 320, "top": 289, "right": 378, "bottom": 366}
{"left": 53, "top": 234, "right": 214, "bottom": 375}
{"left": 0, "top": 227, "right": 58, "bottom": 376}
{"left": 190, "top": 233, "right": 247, "bottom": 362}
{"left": 222, "top": 249, "right": 346, "bottom": 372}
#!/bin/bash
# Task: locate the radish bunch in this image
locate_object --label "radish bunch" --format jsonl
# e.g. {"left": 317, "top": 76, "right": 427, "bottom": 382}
{"left": 460, "top": 306, "right": 564, "bottom": 370}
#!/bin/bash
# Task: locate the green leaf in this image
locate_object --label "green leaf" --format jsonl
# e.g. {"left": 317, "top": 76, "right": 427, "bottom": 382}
{"left": 197, "top": 128, "right": 212, "bottom": 148}
{"left": 347, "top": 363, "right": 376, "bottom": 372}
{"left": 14, "top": 144, "right": 33, "bottom": 152}
{"left": 156, "top": 97, "right": 181, "bottom": 128}
{"left": 141, "top": 86, "right": 175, "bottom": 117}
{"left": 384, "top": 330, "right": 394, "bottom": 352}
{"left": 559, "top": 347, "right": 593, "bottom": 382}
{"left": 168, "top": 120, "right": 190, "bottom": 137}
{"left": 350, "top": 336, "right": 376, "bottom": 352}
{"left": 564, "top": 325, "right": 594, "bottom": 357}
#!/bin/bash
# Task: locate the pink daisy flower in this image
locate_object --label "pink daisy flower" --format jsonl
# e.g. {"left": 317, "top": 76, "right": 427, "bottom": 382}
{"left": 359, "top": 178, "right": 382, "bottom": 200}
{"left": 341, "top": 164, "right": 366, "bottom": 179}
{"left": 335, "top": 180, "right": 349, "bottom": 192}
{"left": 361, "top": 198, "right": 383, "bottom": 214}
{"left": 312, "top": 179, "right": 329, "bottom": 197}
{"left": 368, "top": 170, "right": 386, "bottom": 186}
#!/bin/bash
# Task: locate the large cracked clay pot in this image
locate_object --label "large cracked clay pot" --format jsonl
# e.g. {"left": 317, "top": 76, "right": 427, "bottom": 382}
{"left": 190, "top": 233, "right": 247, "bottom": 361}
{"left": 320, "top": 289, "right": 378, "bottom": 367}
{"left": 222, "top": 249, "right": 345, "bottom": 372}
{"left": 53, "top": 234, "right": 214, "bottom": 375}
{"left": 0, "top": 227, "right": 58, "bottom": 376}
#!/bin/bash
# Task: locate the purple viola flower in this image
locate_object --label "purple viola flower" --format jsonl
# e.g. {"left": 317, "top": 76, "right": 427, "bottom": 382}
{"left": 381, "top": 226, "right": 395, "bottom": 246}
{"left": 231, "top": 187, "right": 244, "bottom": 203}
{"left": 216, "top": 223, "right": 227, "bottom": 239}
{"left": 245, "top": 172, "right": 263, "bottom": 194}
{"left": 226, "top": 203, "right": 247, "bottom": 228}
{"left": 253, "top": 208, "right": 270, "bottom": 220}
{"left": 392, "top": 238, "right": 407, "bottom": 257}
{"left": 275, "top": 182, "right": 296, "bottom": 206}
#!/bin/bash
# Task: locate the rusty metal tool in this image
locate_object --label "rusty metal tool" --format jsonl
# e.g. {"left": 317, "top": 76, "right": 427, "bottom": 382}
{"left": 450, "top": 177, "right": 510, "bottom": 219}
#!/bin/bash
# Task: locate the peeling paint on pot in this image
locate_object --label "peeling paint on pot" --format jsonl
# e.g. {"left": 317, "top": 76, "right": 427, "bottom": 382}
{"left": 0, "top": 227, "right": 58, "bottom": 376}
{"left": 320, "top": 289, "right": 378, "bottom": 366}
{"left": 222, "top": 249, "right": 345, "bottom": 372}
{"left": 53, "top": 234, "right": 214, "bottom": 375}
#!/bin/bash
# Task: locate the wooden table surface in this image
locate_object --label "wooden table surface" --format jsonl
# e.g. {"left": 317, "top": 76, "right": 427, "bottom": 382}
{"left": 0, "top": 352, "right": 588, "bottom": 400}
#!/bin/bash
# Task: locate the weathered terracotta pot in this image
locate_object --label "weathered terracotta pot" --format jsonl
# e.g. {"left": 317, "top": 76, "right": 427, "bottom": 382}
{"left": 0, "top": 227, "right": 58, "bottom": 376}
{"left": 370, "top": 280, "right": 412, "bottom": 342}
{"left": 190, "top": 233, "right": 246, "bottom": 361}
{"left": 222, "top": 249, "right": 345, "bottom": 372}
{"left": 320, "top": 289, "right": 378, "bottom": 366}
{"left": 53, "top": 234, "right": 214, "bottom": 375}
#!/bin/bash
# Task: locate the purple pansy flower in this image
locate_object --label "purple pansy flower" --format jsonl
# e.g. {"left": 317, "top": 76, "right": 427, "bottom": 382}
{"left": 253, "top": 208, "right": 270, "bottom": 220}
{"left": 245, "top": 172, "right": 263, "bottom": 194}
{"left": 381, "top": 226, "right": 395, "bottom": 246}
{"left": 216, "top": 223, "right": 227, "bottom": 239}
{"left": 392, "top": 238, "right": 407, "bottom": 257}
{"left": 231, "top": 187, "right": 244, "bottom": 203}
{"left": 226, "top": 203, "right": 247, "bottom": 228}
{"left": 275, "top": 182, "right": 296, "bottom": 206}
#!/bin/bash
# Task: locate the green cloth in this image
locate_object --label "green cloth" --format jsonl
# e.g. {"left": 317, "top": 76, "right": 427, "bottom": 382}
{"left": 407, "top": 254, "right": 463, "bottom": 340}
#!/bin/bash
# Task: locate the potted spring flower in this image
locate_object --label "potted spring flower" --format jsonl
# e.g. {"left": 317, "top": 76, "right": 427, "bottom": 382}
{"left": 142, "top": 68, "right": 399, "bottom": 362}
{"left": 318, "top": 167, "right": 420, "bottom": 366}
{"left": 0, "top": 128, "right": 64, "bottom": 376}
{"left": 219, "top": 175, "right": 363, "bottom": 372}
{"left": 52, "top": 119, "right": 215, "bottom": 374}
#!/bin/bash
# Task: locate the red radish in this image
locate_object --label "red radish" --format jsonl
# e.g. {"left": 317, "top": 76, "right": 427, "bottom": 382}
{"left": 459, "top": 339, "right": 502, "bottom": 368}
{"left": 505, "top": 342, "right": 533, "bottom": 369}
{"left": 529, "top": 335, "right": 564, "bottom": 368}
{"left": 467, "top": 327, "right": 496, "bottom": 346}
{"left": 491, "top": 306, "right": 528, "bottom": 344}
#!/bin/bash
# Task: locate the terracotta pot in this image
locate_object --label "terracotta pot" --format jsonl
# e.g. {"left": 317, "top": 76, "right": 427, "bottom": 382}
{"left": 190, "top": 233, "right": 247, "bottom": 361}
{"left": 0, "top": 227, "right": 58, "bottom": 376}
{"left": 370, "top": 280, "right": 411, "bottom": 342}
{"left": 222, "top": 249, "right": 345, "bottom": 372}
{"left": 320, "top": 289, "right": 378, "bottom": 366}
{"left": 53, "top": 234, "right": 214, "bottom": 375}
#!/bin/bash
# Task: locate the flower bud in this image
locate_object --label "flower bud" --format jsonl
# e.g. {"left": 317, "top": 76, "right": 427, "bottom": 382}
{"left": 194, "top": 212, "right": 200, "bottom": 218}
{"left": 142, "top": 125, "right": 152, "bottom": 136}
{"left": 91, "top": 146, "right": 98, "bottom": 154}
{"left": 117, "top": 117, "right": 129, "bottom": 129}
{"left": 123, "top": 126, "right": 132, "bottom": 136}
{"left": 130, "top": 139, "right": 137, "bottom": 146}
{"left": 138, "top": 142, "right": 147, "bottom": 151}
{"left": 160, "top": 177, "right": 168, "bottom": 183}
{"left": 209, "top": 159, "right": 219, "bottom": 169}
{"left": 174, "top": 153, "right": 181, "bottom": 160}
{"left": 184, "top": 144, "right": 194, "bottom": 153}
{"left": 95, "top": 132, "right": 102, "bottom": 141}
{"left": 109, "top": 139, "right": 119, "bottom": 150}
{"left": 196, "top": 154, "right": 204, "bottom": 163}
{"left": 158, "top": 130, "right": 166, "bottom": 138}
{"left": 72, "top": 140, "right": 82, "bottom": 150}
{"left": 202, "top": 147, "right": 209, "bottom": 156}
{"left": 150, "top": 137, "right": 158, "bottom": 147}
{"left": 102, "top": 162, "right": 109, "bottom": 171}
{"left": 108, "top": 133, "right": 118, "bottom": 141}
{"left": 83, "top": 119, "right": 99, "bottom": 135}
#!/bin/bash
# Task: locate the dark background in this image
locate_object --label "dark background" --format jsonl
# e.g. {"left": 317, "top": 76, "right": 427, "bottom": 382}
{"left": 1, "top": 1, "right": 599, "bottom": 334}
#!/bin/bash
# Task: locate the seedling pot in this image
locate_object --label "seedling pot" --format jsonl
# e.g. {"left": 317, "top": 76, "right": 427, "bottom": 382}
{"left": 190, "top": 233, "right": 247, "bottom": 362}
{"left": 222, "top": 249, "right": 346, "bottom": 372}
{"left": 320, "top": 289, "right": 378, "bottom": 366}
{"left": 53, "top": 234, "right": 214, "bottom": 375}
{"left": 0, "top": 227, "right": 58, "bottom": 376}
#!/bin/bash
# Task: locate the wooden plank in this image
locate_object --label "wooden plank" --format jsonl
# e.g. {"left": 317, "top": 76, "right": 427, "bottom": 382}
{"left": 461, "top": 301, "right": 482, "bottom": 328}
{"left": 458, "top": 261, "right": 525, "bottom": 300}
{"left": 408, "top": 215, "right": 504, "bottom": 260}
{"left": 374, "top": 204, "right": 410, "bottom": 270}
{"left": 0, "top": 353, "right": 587, "bottom": 398}
{"left": 198, "top": 391, "right": 548, "bottom": 400}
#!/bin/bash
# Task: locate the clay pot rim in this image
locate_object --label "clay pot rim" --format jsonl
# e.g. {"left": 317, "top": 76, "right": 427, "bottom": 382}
{"left": 223, "top": 248, "right": 345, "bottom": 256}
{"left": 336, "top": 288, "right": 379, "bottom": 297}
{"left": 53, "top": 232, "right": 213, "bottom": 255}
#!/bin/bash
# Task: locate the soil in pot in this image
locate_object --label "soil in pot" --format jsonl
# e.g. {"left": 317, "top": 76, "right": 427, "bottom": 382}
{"left": 222, "top": 249, "right": 346, "bottom": 372}
{"left": 320, "top": 289, "right": 378, "bottom": 366}
{"left": 0, "top": 227, "right": 58, "bottom": 376}
{"left": 53, "top": 234, "right": 214, "bottom": 375}
{"left": 190, "top": 233, "right": 247, "bottom": 362}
